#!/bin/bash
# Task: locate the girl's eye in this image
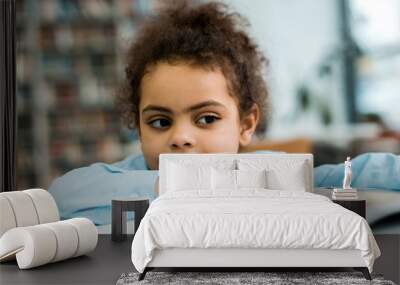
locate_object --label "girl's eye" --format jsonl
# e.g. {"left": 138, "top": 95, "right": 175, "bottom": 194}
{"left": 148, "top": 118, "right": 170, "bottom": 129}
{"left": 197, "top": 115, "right": 220, "bottom": 125}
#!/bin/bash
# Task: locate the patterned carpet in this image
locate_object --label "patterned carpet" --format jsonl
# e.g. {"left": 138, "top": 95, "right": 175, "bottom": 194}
{"left": 116, "top": 271, "right": 396, "bottom": 285}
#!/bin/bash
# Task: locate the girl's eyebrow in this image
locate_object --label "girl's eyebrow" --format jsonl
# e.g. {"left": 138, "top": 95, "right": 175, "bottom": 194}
{"left": 142, "top": 100, "right": 227, "bottom": 115}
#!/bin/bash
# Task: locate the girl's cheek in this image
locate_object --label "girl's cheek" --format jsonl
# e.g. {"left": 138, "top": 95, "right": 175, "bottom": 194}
{"left": 203, "top": 134, "right": 238, "bottom": 152}
{"left": 140, "top": 147, "right": 159, "bottom": 170}
{"left": 143, "top": 138, "right": 161, "bottom": 152}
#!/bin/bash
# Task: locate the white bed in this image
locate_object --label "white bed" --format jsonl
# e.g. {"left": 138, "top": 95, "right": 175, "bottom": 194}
{"left": 131, "top": 153, "right": 381, "bottom": 281}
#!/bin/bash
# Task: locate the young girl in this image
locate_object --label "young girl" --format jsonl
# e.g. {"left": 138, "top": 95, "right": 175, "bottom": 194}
{"left": 48, "top": 1, "right": 399, "bottom": 227}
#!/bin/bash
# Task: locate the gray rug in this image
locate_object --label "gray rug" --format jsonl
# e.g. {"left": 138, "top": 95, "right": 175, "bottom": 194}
{"left": 116, "top": 271, "right": 396, "bottom": 285}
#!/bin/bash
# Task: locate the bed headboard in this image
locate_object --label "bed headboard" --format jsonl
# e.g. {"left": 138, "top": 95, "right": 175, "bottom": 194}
{"left": 159, "top": 153, "right": 314, "bottom": 195}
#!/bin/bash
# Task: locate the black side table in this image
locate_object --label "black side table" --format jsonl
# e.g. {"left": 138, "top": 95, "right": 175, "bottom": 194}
{"left": 314, "top": 188, "right": 366, "bottom": 219}
{"left": 332, "top": 199, "right": 366, "bottom": 219}
{"left": 111, "top": 198, "right": 149, "bottom": 242}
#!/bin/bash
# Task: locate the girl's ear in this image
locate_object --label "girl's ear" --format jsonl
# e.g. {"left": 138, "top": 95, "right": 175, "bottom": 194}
{"left": 239, "top": 103, "right": 260, "bottom": 147}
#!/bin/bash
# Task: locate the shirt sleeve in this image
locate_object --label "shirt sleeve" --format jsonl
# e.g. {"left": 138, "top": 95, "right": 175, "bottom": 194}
{"left": 255, "top": 150, "right": 400, "bottom": 192}
{"left": 314, "top": 152, "right": 400, "bottom": 191}
{"left": 48, "top": 154, "right": 158, "bottom": 225}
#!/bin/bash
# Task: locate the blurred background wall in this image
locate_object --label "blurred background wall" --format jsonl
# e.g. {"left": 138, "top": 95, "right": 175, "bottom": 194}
{"left": 16, "top": 0, "right": 400, "bottom": 189}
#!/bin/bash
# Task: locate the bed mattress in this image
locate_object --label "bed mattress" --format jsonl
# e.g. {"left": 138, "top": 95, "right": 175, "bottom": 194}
{"left": 131, "top": 189, "right": 381, "bottom": 273}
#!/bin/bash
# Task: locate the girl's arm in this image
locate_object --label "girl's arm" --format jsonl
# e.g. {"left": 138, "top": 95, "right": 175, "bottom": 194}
{"left": 48, "top": 162, "right": 158, "bottom": 225}
{"left": 314, "top": 152, "right": 400, "bottom": 191}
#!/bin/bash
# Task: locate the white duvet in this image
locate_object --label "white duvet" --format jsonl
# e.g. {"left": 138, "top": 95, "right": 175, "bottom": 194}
{"left": 131, "top": 189, "right": 381, "bottom": 273}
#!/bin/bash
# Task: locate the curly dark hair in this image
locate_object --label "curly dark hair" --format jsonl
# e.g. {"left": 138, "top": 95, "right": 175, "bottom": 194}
{"left": 115, "top": 0, "right": 270, "bottom": 137}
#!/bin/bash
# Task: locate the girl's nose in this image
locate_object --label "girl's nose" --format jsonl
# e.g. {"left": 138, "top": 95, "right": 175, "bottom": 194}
{"left": 168, "top": 123, "right": 195, "bottom": 151}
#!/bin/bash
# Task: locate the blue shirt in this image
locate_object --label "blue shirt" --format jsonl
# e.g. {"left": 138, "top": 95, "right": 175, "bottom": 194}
{"left": 48, "top": 152, "right": 400, "bottom": 225}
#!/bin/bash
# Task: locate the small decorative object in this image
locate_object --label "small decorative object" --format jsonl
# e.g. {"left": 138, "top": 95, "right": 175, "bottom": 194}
{"left": 333, "top": 157, "right": 358, "bottom": 200}
{"left": 343, "top": 156, "right": 352, "bottom": 190}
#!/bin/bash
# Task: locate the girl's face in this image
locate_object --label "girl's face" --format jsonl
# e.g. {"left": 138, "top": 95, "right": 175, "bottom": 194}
{"left": 138, "top": 62, "right": 259, "bottom": 170}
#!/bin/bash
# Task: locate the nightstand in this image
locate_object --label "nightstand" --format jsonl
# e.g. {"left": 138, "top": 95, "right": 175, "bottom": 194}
{"left": 314, "top": 188, "right": 366, "bottom": 219}
{"left": 111, "top": 198, "right": 149, "bottom": 242}
{"left": 331, "top": 199, "right": 366, "bottom": 218}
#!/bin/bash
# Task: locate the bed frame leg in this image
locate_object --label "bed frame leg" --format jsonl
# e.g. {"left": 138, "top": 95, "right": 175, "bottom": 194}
{"left": 354, "top": 267, "right": 371, "bottom": 280}
{"left": 138, "top": 268, "right": 148, "bottom": 281}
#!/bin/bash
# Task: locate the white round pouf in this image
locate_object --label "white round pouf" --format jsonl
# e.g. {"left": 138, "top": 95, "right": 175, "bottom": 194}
{"left": 0, "top": 225, "right": 57, "bottom": 269}
{"left": 42, "top": 221, "right": 79, "bottom": 262}
{"left": 0, "top": 218, "right": 98, "bottom": 269}
{"left": 0, "top": 195, "right": 17, "bottom": 237}
{"left": 0, "top": 189, "right": 98, "bottom": 269}
{"left": 0, "top": 192, "right": 39, "bottom": 227}
{"left": 65, "top": 218, "right": 98, "bottom": 257}
{"left": 24, "top": 189, "right": 59, "bottom": 224}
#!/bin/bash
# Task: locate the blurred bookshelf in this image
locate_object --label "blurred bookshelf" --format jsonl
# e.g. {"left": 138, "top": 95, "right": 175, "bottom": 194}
{"left": 15, "top": 0, "right": 163, "bottom": 189}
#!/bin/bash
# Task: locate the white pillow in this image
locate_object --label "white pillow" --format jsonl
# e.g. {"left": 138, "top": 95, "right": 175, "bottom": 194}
{"left": 266, "top": 163, "right": 307, "bottom": 191}
{"left": 211, "top": 168, "right": 236, "bottom": 190}
{"left": 211, "top": 168, "right": 268, "bottom": 190}
{"left": 167, "top": 162, "right": 212, "bottom": 191}
{"left": 237, "top": 158, "right": 308, "bottom": 191}
{"left": 236, "top": 169, "right": 268, "bottom": 188}
{"left": 209, "top": 158, "right": 237, "bottom": 170}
